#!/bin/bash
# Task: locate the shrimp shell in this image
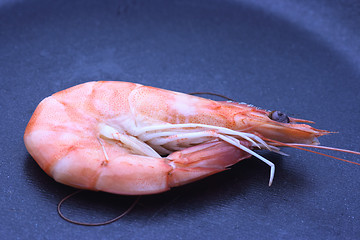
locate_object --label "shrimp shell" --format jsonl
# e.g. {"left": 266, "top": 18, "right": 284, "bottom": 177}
{"left": 24, "top": 81, "right": 327, "bottom": 195}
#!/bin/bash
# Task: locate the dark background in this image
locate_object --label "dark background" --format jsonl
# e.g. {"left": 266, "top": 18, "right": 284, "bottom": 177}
{"left": 1, "top": 0, "right": 360, "bottom": 239}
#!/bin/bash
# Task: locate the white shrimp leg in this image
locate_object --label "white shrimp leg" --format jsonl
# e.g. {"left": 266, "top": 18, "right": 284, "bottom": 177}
{"left": 98, "top": 123, "right": 160, "bottom": 158}
{"left": 102, "top": 121, "right": 275, "bottom": 186}
{"left": 217, "top": 135, "right": 275, "bottom": 186}
{"left": 136, "top": 123, "right": 269, "bottom": 150}
{"left": 137, "top": 123, "right": 275, "bottom": 186}
{"left": 147, "top": 130, "right": 218, "bottom": 147}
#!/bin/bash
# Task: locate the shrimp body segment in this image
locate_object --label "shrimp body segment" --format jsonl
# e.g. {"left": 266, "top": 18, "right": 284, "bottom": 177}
{"left": 24, "top": 81, "right": 327, "bottom": 195}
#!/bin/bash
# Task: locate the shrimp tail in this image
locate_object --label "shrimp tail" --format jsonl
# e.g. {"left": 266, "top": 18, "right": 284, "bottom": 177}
{"left": 167, "top": 140, "right": 251, "bottom": 187}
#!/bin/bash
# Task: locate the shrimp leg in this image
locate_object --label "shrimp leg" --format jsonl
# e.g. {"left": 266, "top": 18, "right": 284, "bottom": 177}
{"left": 98, "top": 123, "right": 160, "bottom": 158}
{"left": 97, "top": 123, "right": 253, "bottom": 193}
{"left": 149, "top": 130, "right": 275, "bottom": 186}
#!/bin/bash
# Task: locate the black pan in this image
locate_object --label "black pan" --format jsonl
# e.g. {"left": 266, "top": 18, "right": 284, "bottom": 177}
{"left": 2, "top": 0, "right": 360, "bottom": 239}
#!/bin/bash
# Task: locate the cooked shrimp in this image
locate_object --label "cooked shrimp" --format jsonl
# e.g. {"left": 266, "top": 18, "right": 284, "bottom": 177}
{"left": 23, "top": 81, "right": 359, "bottom": 195}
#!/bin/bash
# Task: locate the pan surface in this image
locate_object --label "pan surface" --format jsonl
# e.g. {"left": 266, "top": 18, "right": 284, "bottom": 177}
{"left": 1, "top": 0, "right": 360, "bottom": 239}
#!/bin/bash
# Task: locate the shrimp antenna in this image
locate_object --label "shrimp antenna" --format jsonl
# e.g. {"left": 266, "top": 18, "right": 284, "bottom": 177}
{"left": 285, "top": 144, "right": 360, "bottom": 155}
{"left": 189, "top": 92, "right": 236, "bottom": 102}
{"left": 57, "top": 190, "right": 140, "bottom": 226}
{"left": 264, "top": 138, "right": 360, "bottom": 166}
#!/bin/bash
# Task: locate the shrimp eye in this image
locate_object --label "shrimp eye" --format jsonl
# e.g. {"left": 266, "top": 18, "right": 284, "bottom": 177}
{"left": 269, "top": 111, "right": 290, "bottom": 123}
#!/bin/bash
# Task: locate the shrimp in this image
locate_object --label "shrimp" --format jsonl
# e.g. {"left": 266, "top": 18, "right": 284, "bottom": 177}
{"left": 23, "top": 81, "right": 359, "bottom": 195}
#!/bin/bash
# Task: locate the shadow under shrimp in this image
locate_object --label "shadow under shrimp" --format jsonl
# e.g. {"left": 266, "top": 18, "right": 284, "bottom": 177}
{"left": 23, "top": 154, "right": 70, "bottom": 197}
{"left": 24, "top": 154, "right": 139, "bottom": 225}
{"left": 135, "top": 153, "right": 309, "bottom": 223}
{"left": 23, "top": 150, "right": 306, "bottom": 226}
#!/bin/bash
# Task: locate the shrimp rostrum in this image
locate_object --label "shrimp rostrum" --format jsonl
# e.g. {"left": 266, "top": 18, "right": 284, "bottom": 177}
{"left": 24, "top": 81, "right": 358, "bottom": 195}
